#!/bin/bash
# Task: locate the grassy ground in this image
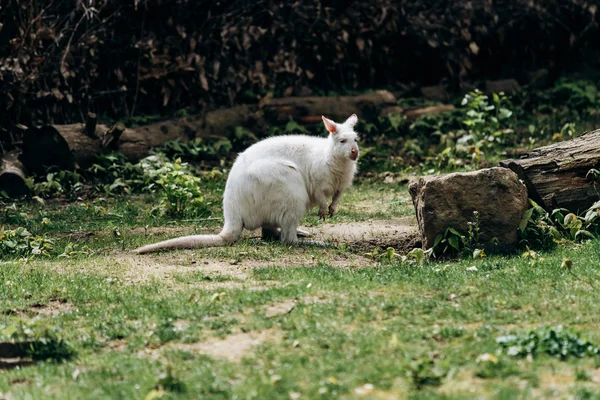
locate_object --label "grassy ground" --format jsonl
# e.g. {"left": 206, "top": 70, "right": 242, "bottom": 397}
{"left": 2, "top": 180, "right": 600, "bottom": 400}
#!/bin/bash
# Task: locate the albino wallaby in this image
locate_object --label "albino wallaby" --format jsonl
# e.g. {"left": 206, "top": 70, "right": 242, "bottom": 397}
{"left": 134, "top": 114, "right": 360, "bottom": 254}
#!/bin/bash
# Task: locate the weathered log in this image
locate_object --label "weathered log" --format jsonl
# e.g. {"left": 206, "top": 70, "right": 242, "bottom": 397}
{"left": 0, "top": 153, "right": 29, "bottom": 197}
{"left": 420, "top": 85, "right": 450, "bottom": 102}
{"left": 20, "top": 106, "right": 259, "bottom": 169}
{"left": 499, "top": 129, "right": 600, "bottom": 213}
{"left": 20, "top": 92, "right": 397, "bottom": 169}
{"left": 115, "top": 105, "right": 257, "bottom": 161}
{"left": 403, "top": 105, "right": 455, "bottom": 121}
{"left": 21, "top": 124, "right": 104, "bottom": 172}
{"left": 378, "top": 104, "right": 455, "bottom": 122}
{"left": 263, "top": 90, "right": 396, "bottom": 122}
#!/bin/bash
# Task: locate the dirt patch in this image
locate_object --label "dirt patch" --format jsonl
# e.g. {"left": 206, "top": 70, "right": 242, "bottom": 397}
{"left": 5, "top": 299, "right": 74, "bottom": 318}
{"left": 56, "top": 218, "right": 418, "bottom": 286}
{"left": 264, "top": 299, "right": 297, "bottom": 318}
{"left": 175, "top": 329, "right": 280, "bottom": 362}
{"left": 262, "top": 295, "right": 333, "bottom": 318}
{"left": 133, "top": 217, "right": 419, "bottom": 257}
{"left": 300, "top": 294, "right": 331, "bottom": 305}
{"left": 99, "top": 255, "right": 253, "bottom": 286}
{"left": 139, "top": 329, "right": 282, "bottom": 363}
{"left": 305, "top": 217, "right": 419, "bottom": 252}
{"left": 535, "top": 371, "right": 575, "bottom": 396}
{"left": 241, "top": 252, "right": 374, "bottom": 270}
{"left": 29, "top": 300, "right": 74, "bottom": 316}
{"left": 437, "top": 370, "right": 491, "bottom": 397}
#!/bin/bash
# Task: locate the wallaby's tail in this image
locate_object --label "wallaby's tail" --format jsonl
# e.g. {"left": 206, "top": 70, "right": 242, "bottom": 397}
{"left": 133, "top": 225, "right": 241, "bottom": 254}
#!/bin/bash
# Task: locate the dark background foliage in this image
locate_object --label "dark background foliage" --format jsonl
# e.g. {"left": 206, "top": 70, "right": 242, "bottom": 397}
{"left": 1, "top": 0, "right": 599, "bottom": 145}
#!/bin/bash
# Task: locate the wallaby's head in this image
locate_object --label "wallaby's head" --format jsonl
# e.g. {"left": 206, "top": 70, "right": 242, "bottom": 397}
{"left": 322, "top": 114, "right": 360, "bottom": 161}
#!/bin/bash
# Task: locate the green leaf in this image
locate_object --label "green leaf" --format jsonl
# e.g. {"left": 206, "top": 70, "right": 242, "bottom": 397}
{"left": 519, "top": 208, "right": 534, "bottom": 232}
{"left": 575, "top": 230, "right": 595, "bottom": 239}
{"left": 447, "top": 227, "right": 462, "bottom": 236}
{"left": 433, "top": 234, "right": 443, "bottom": 248}
{"left": 563, "top": 213, "right": 577, "bottom": 226}
{"left": 448, "top": 235, "right": 460, "bottom": 251}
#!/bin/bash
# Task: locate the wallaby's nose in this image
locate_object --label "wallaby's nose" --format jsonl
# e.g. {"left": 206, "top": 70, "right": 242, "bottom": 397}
{"left": 350, "top": 147, "right": 359, "bottom": 160}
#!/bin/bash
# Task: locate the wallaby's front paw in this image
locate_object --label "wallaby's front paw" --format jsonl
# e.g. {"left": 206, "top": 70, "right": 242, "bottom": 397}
{"left": 328, "top": 204, "right": 336, "bottom": 217}
{"left": 318, "top": 208, "right": 327, "bottom": 221}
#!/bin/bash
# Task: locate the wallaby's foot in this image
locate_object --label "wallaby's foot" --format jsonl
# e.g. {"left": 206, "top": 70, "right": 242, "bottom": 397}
{"left": 296, "top": 228, "right": 312, "bottom": 238}
{"left": 261, "top": 227, "right": 312, "bottom": 241}
{"left": 298, "top": 239, "right": 329, "bottom": 247}
{"left": 318, "top": 208, "right": 327, "bottom": 221}
{"left": 328, "top": 204, "right": 336, "bottom": 217}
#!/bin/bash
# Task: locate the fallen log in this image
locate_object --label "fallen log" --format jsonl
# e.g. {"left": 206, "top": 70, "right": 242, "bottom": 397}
{"left": 402, "top": 105, "right": 455, "bottom": 121}
{"left": 21, "top": 124, "right": 103, "bottom": 173}
{"left": 0, "top": 152, "right": 29, "bottom": 197}
{"left": 20, "top": 106, "right": 256, "bottom": 170}
{"left": 499, "top": 129, "right": 600, "bottom": 213}
{"left": 20, "top": 91, "right": 397, "bottom": 170}
{"left": 378, "top": 104, "right": 456, "bottom": 121}
{"left": 116, "top": 105, "right": 256, "bottom": 161}
{"left": 263, "top": 90, "right": 396, "bottom": 123}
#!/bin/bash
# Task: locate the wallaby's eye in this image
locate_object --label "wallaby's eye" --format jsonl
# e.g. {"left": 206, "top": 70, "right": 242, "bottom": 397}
{"left": 340, "top": 139, "right": 347, "bottom": 144}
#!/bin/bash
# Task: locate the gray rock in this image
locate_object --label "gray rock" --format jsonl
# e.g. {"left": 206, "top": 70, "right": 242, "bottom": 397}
{"left": 409, "top": 167, "right": 528, "bottom": 252}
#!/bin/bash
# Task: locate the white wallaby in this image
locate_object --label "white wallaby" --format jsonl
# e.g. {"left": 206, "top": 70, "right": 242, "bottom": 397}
{"left": 134, "top": 114, "right": 360, "bottom": 254}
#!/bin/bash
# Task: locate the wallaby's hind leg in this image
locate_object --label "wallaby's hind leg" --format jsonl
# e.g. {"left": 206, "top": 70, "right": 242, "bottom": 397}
{"left": 296, "top": 228, "right": 312, "bottom": 238}
{"left": 261, "top": 226, "right": 279, "bottom": 241}
{"left": 261, "top": 226, "right": 312, "bottom": 241}
{"left": 279, "top": 221, "right": 299, "bottom": 244}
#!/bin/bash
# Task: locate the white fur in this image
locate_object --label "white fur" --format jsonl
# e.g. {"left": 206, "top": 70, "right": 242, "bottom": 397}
{"left": 134, "top": 114, "right": 359, "bottom": 254}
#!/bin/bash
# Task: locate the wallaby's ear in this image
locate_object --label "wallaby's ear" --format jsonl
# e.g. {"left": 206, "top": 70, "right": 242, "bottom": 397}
{"left": 322, "top": 116, "right": 337, "bottom": 134}
{"left": 345, "top": 114, "right": 358, "bottom": 127}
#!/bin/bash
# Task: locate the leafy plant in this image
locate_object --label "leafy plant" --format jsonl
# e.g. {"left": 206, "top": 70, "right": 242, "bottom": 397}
{"left": 433, "top": 227, "right": 466, "bottom": 256}
{"left": 149, "top": 158, "right": 209, "bottom": 218}
{"left": 0, "top": 226, "right": 54, "bottom": 258}
{"left": 519, "top": 198, "right": 600, "bottom": 249}
{"left": 548, "top": 79, "right": 600, "bottom": 110}
{"left": 497, "top": 325, "right": 600, "bottom": 359}
{"left": 435, "top": 90, "right": 514, "bottom": 167}
{"left": 431, "top": 211, "right": 484, "bottom": 257}
{"left": 406, "top": 356, "right": 447, "bottom": 389}
{"left": 159, "top": 137, "right": 232, "bottom": 162}
{"left": 518, "top": 199, "right": 562, "bottom": 249}
{"left": 369, "top": 247, "right": 399, "bottom": 264}
{"left": 27, "top": 171, "right": 83, "bottom": 199}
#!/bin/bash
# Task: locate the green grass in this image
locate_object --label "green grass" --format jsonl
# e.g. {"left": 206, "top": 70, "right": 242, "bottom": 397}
{"left": 3, "top": 79, "right": 600, "bottom": 397}
{"left": 1, "top": 180, "right": 600, "bottom": 399}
